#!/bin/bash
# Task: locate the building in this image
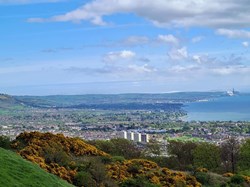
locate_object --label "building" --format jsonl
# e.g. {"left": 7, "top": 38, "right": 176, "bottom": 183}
{"left": 141, "top": 133, "right": 149, "bottom": 143}
{"left": 134, "top": 132, "right": 141, "bottom": 142}
{"left": 117, "top": 130, "right": 149, "bottom": 143}
{"left": 127, "top": 131, "right": 134, "bottom": 141}
{"left": 117, "top": 131, "right": 127, "bottom": 139}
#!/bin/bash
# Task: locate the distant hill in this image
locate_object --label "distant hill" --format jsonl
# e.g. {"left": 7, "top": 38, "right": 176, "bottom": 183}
{"left": 14, "top": 92, "right": 226, "bottom": 109}
{"left": 0, "top": 147, "right": 74, "bottom": 187}
{"left": 0, "top": 93, "right": 25, "bottom": 110}
{"left": 0, "top": 92, "right": 229, "bottom": 113}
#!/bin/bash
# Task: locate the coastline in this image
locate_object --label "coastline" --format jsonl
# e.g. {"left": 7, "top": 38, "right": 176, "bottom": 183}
{"left": 184, "top": 93, "right": 250, "bottom": 122}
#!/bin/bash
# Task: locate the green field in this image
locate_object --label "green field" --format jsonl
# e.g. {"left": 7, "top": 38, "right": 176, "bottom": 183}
{"left": 0, "top": 148, "right": 74, "bottom": 187}
{"left": 166, "top": 135, "right": 204, "bottom": 142}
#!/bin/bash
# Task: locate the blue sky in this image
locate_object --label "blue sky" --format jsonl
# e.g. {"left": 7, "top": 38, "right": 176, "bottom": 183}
{"left": 1, "top": 0, "right": 250, "bottom": 95}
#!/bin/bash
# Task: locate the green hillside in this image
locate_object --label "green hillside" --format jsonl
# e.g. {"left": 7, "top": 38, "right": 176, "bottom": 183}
{"left": 0, "top": 148, "right": 74, "bottom": 187}
{"left": 0, "top": 94, "right": 25, "bottom": 112}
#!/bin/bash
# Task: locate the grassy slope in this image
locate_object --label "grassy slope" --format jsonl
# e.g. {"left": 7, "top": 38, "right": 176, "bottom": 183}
{"left": 0, "top": 148, "right": 74, "bottom": 187}
{"left": 0, "top": 94, "right": 25, "bottom": 113}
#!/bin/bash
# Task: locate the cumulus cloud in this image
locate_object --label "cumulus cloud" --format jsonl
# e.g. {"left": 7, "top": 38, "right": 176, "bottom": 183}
{"left": 191, "top": 55, "right": 218, "bottom": 65}
{"left": 192, "top": 55, "right": 202, "bottom": 64}
{"left": 157, "top": 34, "right": 179, "bottom": 46}
{"left": 216, "top": 29, "right": 250, "bottom": 39}
{"left": 27, "top": 0, "right": 250, "bottom": 28}
{"left": 242, "top": 41, "right": 249, "bottom": 47}
{"left": 103, "top": 50, "right": 136, "bottom": 62}
{"left": 168, "top": 47, "right": 188, "bottom": 60}
{"left": 121, "top": 34, "right": 179, "bottom": 47}
{"left": 191, "top": 53, "right": 243, "bottom": 67}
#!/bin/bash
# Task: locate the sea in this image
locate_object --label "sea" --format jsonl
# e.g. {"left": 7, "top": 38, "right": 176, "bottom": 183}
{"left": 184, "top": 93, "right": 250, "bottom": 121}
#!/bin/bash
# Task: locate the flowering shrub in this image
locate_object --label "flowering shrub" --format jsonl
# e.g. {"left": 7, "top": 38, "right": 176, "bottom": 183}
{"left": 222, "top": 172, "right": 234, "bottom": 177}
{"left": 107, "top": 159, "right": 201, "bottom": 187}
{"left": 243, "top": 175, "right": 250, "bottom": 183}
{"left": 196, "top": 167, "right": 208, "bottom": 173}
{"left": 11, "top": 132, "right": 202, "bottom": 187}
{"left": 12, "top": 131, "right": 108, "bottom": 183}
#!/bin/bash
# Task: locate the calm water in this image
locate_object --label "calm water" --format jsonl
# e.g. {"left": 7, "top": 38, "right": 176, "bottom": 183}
{"left": 184, "top": 94, "right": 250, "bottom": 121}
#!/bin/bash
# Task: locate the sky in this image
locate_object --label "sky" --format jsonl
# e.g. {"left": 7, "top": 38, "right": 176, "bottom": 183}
{"left": 1, "top": 0, "right": 250, "bottom": 95}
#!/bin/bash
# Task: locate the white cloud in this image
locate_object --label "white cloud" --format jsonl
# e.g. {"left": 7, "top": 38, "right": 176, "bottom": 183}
{"left": 27, "top": 0, "right": 250, "bottom": 28}
{"left": 158, "top": 34, "right": 179, "bottom": 45}
{"left": 122, "top": 36, "right": 149, "bottom": 46}
{"left": 104, "top": 50, "right": 136, "bottom": 62}
{"left": 212, "top": 67, "right": 234, "bottom": 75}
{"left": 127, "top": 64, "right": 156, "bottom": 73}
{"left": 192, "top": 55, "right": 202, "bottom": 64}
{"left": 212, "top": 66, "right": 250, "bottom": 75}
{"left": 191, "top": 36, "right": 203, "bottom": 43}
{"left": 242, "top": 41, "right": 249, "bottom": 47}
{"left": 66, "top": 63, "right": 157, "bottom": 76}
{"left": 169, "top": 65, "right": 200, "bottom": 74}
{"left": 191, "top": 54, "right": 217, "bottom": 65}
{"left": 216, "top": 29, "right": 250, "bottom": 39}
{"left": 168, "top": 47, "right": 188, "bottom": 60}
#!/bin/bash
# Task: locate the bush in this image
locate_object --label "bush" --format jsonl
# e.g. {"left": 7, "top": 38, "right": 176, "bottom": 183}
{"left": 220, "top": 183, "right": 229, "bottom": 187}
{"left": 127, "top": 163, "right": 142, "bottom": 177}
{"left": 43, "top": 147, "right": 70, "bottom": 166}
{"left": 88, "top": 159, "right": 108, "bottom": 183}
{"left": 238, "top": 170, "right": 250, "bottom": 176}
{"left": 120, "top": 177, "right": 160, "bottom": 187}
{"left": 223, "top": 173, "right": 234, "bottom": 177}
{"left": 112, "top": 156, "right": 125, "bottom": 163}
{"left": 195, "top": 172, "right": 209, "bottom": 185}
{"left": 74, "top": 171, "right": 97, "bottom": 187}
{"left": 197, "top": 167, "right": 208, "bottom": 172}
{"left": 195, "top": 172, "right": 229, "bottom": 186}
{"left": 230, "top": 175, "right": 245, "bottom": 185}
{"left": 0, "top": 135, "right": 11, "bottom": 149}
{"left": 101, "top": 156, "right": 113, "bottom": 164}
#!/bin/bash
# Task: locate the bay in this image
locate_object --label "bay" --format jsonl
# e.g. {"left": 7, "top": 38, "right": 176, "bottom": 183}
{"left": 184, "top": 93, "right": 250, "bottom": 121}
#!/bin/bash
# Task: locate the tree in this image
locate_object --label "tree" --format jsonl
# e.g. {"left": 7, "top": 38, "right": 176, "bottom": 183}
{"left": 89, "top": 140, "right": 115, "bottom": 154}
{"left": 238, "top": 138, "right": 250, "bottom": 171}
{"left": 144, "top": 140, "right": 161, "bottom": 156}
{"left": 193, "top": 142, "right": 221, "bottom": 171}
{"left": 167, "top": 141, "right": 197, "bottom": 170}
{"left": 110, "top": 138, "right": 142, "bottom": 159}
{"left": 220, "top": 137, "right": 240, "bottom": 173}
{"left": 88, "top": 158, "right": 118, "bottom": 187}
{"left": 89, "top": 138, "right": 142, "bottom": 159}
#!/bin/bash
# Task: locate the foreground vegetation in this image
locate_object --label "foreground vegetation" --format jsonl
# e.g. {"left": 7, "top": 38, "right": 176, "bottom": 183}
{"left": 1, "top": 131, "right": 250, "bottom": 186}
{"left": 2, "top": 132, "right": 200, "bottom": 187}
{"left": 0, "top": 147, "right": 73, "bottom": 187}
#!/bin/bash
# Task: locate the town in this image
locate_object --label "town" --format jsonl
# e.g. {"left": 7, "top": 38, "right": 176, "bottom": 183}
{"left": 1, "top": 106, "right": 250, "bottom": 145}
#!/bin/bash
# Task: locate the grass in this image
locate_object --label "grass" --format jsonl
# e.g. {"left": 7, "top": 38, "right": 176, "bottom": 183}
{"left": 167, "top": 135, "right": 203, "bottom": 142}
{"left": 0, "top": 148, "right": 74, "bottom": 187}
